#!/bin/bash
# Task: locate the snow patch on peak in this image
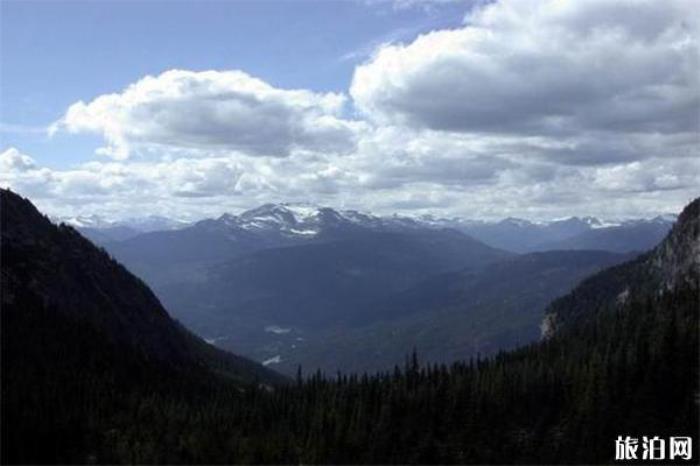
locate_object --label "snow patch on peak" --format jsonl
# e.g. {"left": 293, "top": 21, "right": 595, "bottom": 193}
{"left": 289, "top": 228, "right": 318, "bottom": 236}
{"left": 262, "top": 355, "right": 282, "bottom": 366}
{"left": 281, "top": 203, "right": 321, "bottom": 221}
{"left": 547, "top": 216, "right": 620, "bottom": 229}
{"left": 586, "top": 217, "right": 622, "bottom": 229}
{"left": 500, "top": 217, "right": 533, "bottom": 228}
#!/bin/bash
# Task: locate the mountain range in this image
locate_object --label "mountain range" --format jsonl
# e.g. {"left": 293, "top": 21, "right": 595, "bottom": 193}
{"left": 19, "top": 200, "right": 684, "bottom": 376}
{"left": 3, "top": 189, "right": 696, "bottom": 464}
{"left": 72, "top": 202, "right": 652, "bottom": 375}
{"left": 78, "top": 203, "right": 676, "bottom": 254}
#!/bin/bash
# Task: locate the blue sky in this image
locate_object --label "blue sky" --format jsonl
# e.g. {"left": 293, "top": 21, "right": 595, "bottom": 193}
{"left": 1, "top": 0, "right": 697, "bottom": 220}
{"left": 2, "top": 0, "right": 464, "bottom": 167}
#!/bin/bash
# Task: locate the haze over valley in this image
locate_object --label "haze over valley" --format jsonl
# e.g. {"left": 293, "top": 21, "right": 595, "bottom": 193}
{"left": 62, "top": 202, "right": 676, "bottom": 375}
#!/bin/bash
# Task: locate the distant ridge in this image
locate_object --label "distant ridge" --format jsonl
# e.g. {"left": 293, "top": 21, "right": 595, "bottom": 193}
{"left": 542, "top": 197, "right": 699, "bottom": 336}
{"left": 71, "top": 200, "right": 677, "bottom": 254}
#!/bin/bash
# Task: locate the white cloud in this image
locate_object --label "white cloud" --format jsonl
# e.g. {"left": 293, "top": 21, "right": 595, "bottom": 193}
{"left": 591, "top": 158, "right": 700, "bottom": 193}
{"left": 3, "top": 135, "right": 696, "bottom": 221}
{"left": 52, "top": 69, "right": 365, "bottom": 160}
{"left": 0, "top": 147, "right": 37, "bottom": 172}
{"left": 7, "top": 0, "right": 699, "bottom": 221}
{"left": 351, "top": 0, "right": 698, "bottom": 145}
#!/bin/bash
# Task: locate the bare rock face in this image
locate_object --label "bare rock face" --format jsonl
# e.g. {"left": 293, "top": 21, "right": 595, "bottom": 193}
{"left": 539, "top": 313, "right": 557, "bottom": 340}
{"left": 648, "top": 198, "right": 699, "bottom": 292}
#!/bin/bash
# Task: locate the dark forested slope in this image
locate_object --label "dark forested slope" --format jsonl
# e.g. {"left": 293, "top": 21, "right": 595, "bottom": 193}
{"left": 1, "top": 189, "right": 285, "bottom": 462}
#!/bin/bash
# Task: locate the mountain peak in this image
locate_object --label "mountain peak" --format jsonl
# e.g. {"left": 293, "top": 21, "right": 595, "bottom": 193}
{"left": 217, "top": 212, "right": 238, "bottom": 226}
{"left": 499, "top": 217, "right": 534, "bottom": 227}
{"left": 215, "top": 202, "right": 338, "bottom": 238}
{"left": 239, "top": 202, "right": 326, "bottom": 221}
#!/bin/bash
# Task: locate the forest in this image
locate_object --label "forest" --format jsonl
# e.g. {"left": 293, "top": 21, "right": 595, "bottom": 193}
{"left": 3, "top": 282, "right": 697, "bottom": 464}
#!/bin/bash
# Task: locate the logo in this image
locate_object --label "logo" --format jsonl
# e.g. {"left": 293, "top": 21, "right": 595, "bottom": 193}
{"left": 615, "top": 436, "right": 693, "bottom": 461}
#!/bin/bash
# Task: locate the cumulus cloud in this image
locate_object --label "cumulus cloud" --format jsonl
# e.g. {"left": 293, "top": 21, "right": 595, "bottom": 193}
{"left": 351, "top": 0, "right": 698, "bottom": 147}
{"left": 1, "top": 148, "right": 57, "bottom": 201}
{"left": 351, "top": 126, "right": 517, "bottom": 189}
{"left": 0, "top": 146, "right": 350, "bottom": 217}
{"left": 3, "top": 136, "right": 696, "bottom": 221}
{"left": 591, "top": 158, "right": 700, "bottom": 193}
{"left": 52, "top": 69, "right": 365, "bottom": 160}
{"left": 7, "top": 0, "right": 699, "bottom": 220}
{"left": 0, "top": 147, "right": 37, "bottom": 172}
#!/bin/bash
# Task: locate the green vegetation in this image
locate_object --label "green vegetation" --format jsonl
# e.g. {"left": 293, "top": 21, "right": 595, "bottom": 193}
{"left": 2, "top": 190, "right": 697, "bottom": 464}
{"left": 3, "top": 284, "right": 697, "bottom": 464}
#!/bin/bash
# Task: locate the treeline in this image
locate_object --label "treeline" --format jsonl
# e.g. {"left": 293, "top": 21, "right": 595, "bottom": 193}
{"left": 2, "top": 285, "right": 698, "bottom": 464}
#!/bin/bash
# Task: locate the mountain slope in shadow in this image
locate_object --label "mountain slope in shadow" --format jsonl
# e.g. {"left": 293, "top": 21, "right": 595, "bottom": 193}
{"left": 1, "top": 188, "right": 288, "bottom": 462}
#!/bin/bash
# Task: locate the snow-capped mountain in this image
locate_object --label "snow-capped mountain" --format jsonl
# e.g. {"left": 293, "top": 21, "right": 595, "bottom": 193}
{"left": 56, "top": 214, "right": 189, "bottom": 232}
{"left": 55, "top": 201, "right": 678, "bottom": 249}
{"left": 116, "top": 215, "right": 190, "bottom": 232}
{"left": 234, "top": 203, "right": 341, "bottom": 237}
{"left": 423, "top": 214, "right": 677, "bottom": 253}
{"left": 92, "top": 200, "right": 682, "bottom": 379}
{"left": 179, "top": 203, "right": 679, "bottom": 254}
{"left": 64, "top": 200, "right": 679, "bottom": 257}
{"left": 54, "top": 214, "right": 190, "bottom": 243}
{"left": 196, "top": 203, "right": 430, "bottom": 240}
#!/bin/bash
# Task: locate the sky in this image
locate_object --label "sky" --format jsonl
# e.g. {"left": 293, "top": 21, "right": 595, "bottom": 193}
{"left": 1, "top": 0, "right": 698, "bottom": 221}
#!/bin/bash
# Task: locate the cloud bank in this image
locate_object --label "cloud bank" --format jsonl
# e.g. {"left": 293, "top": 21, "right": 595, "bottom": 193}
{"left": 3, "top": 0, "right": 698, "bottom": 220}
{"left": 51, "top": 69, "right": 364, "bottom": 160}
{"left": 353, "top": 0, "right": 697, "bottom": 133}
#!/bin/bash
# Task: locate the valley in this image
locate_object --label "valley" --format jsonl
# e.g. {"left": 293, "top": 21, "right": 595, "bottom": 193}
{"left": 3, "top": 189, "right": 696, "bottom": 464}
{"left": 83, "top": 203, "right": 669, "bottom": 375}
